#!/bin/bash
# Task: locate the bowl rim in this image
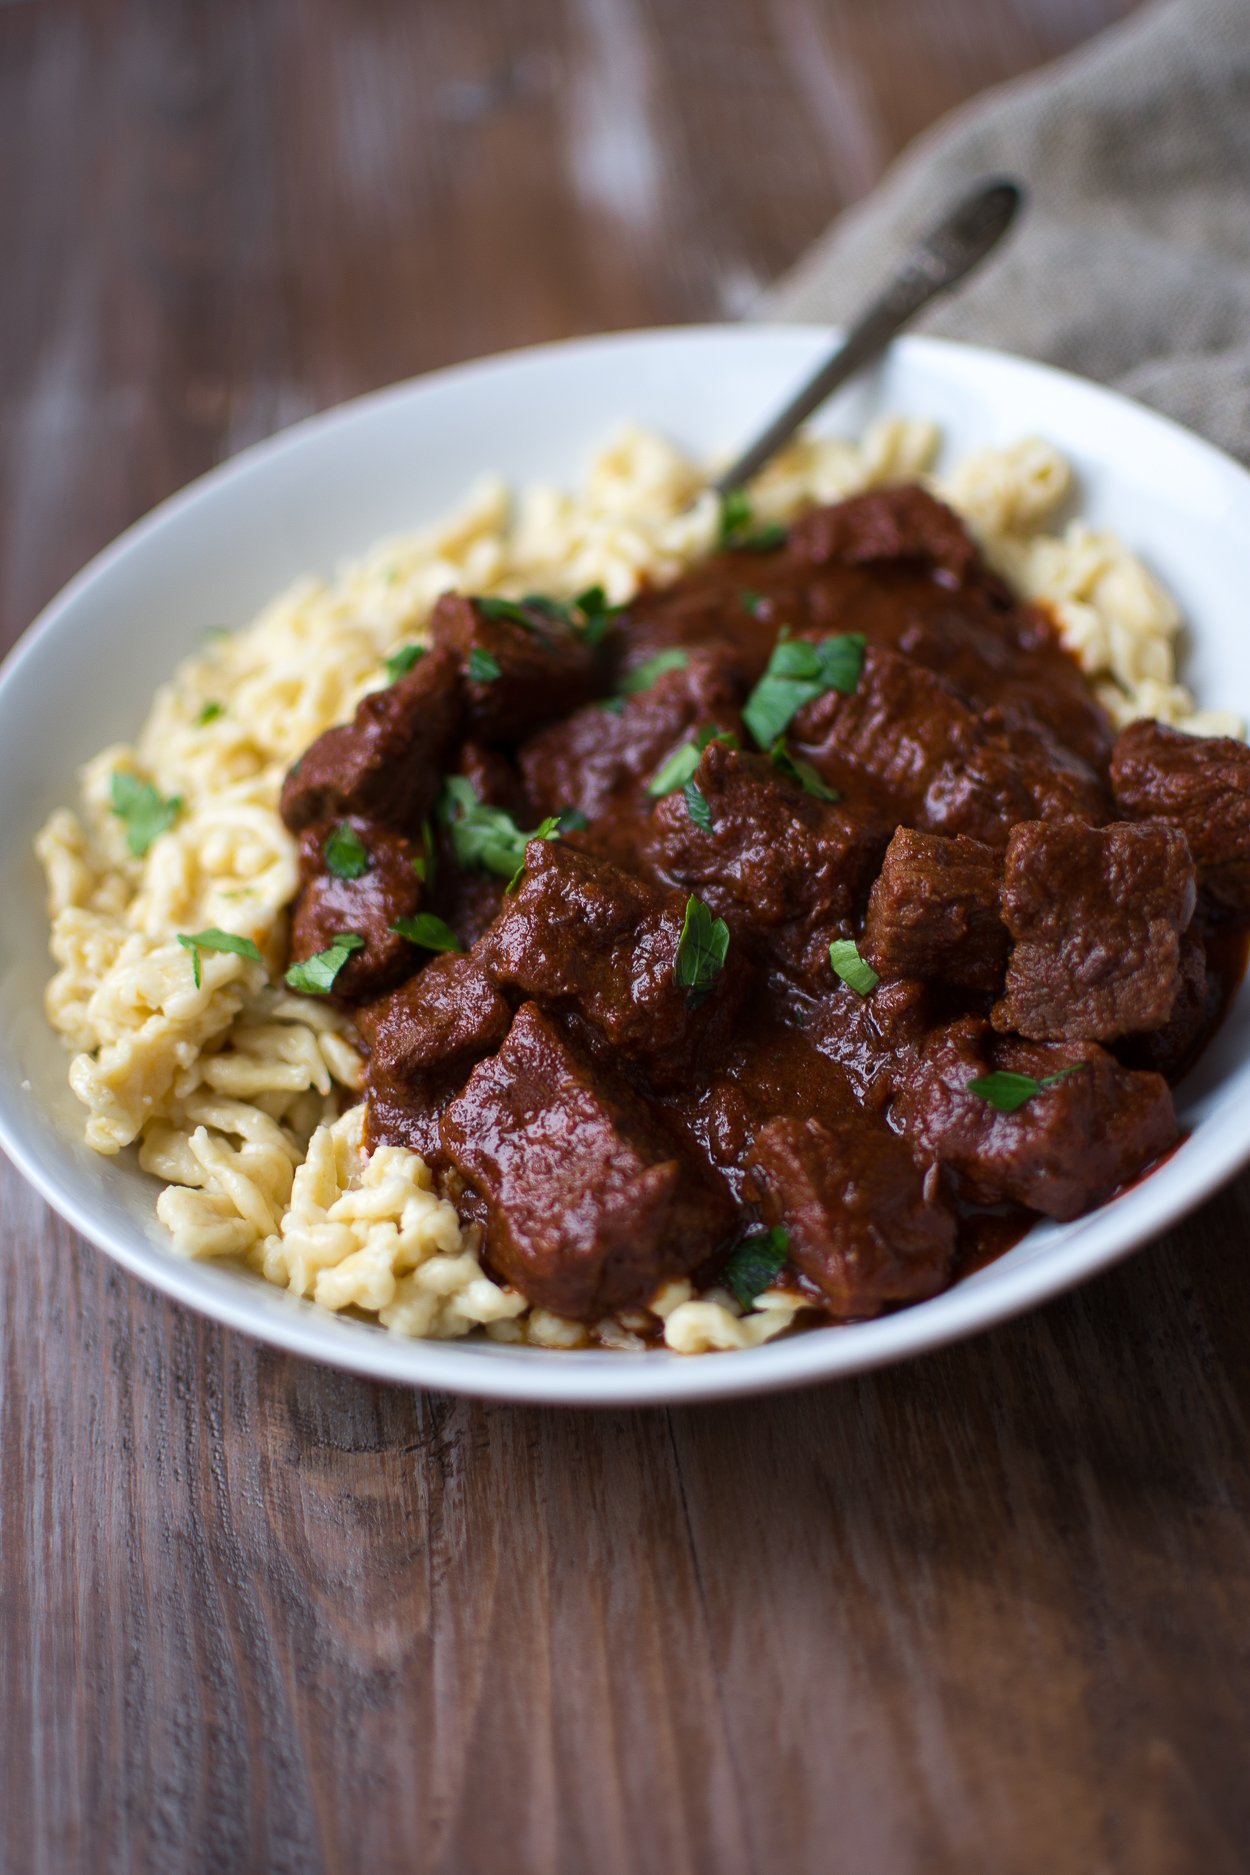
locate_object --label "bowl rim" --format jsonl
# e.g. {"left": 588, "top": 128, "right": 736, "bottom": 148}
{"left": 3, "top": 320, "right": 1249, "bottom": 1406}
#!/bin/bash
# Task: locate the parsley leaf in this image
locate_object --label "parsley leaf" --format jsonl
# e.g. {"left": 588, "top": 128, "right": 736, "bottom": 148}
{"left": 574, "top": 584, "right": 621, "bottom": 648}
{"left": 411, "top": 816, "right": 435, "bottom": 886}
{"left": 476, "top": 596, "right": 542, "bottom": 627}
{"left": 176, "top": 928, "right": 263, "bottom": 991}
{"left": 723, "top": 1226, "right": 791, "bottom": 1311}
{"left": 647, "top": 723, "right": 738, "bottom": 798}
{"left": 674, "top": 895, "right": 730, "bottom": 1009}
{"left": 558, "top": 806, "right": 590, "bottom": 832}
{"left": 718, "top": 490, "right": 788, "bottom": 553}
{"left": 324, "top": 822, "right": 370, "bottom": 880}
{"left": 719, "top": 489, "right": 752, "bottom": 543}
{"left": 284, "top": 931, "right": 365, "bottom": 995}
{"left": 468, "top": 646, "right": 503, "bottom": 684}
{"left": 391, "top": 913, "right": 461, "bottom": 954}
{"left": 384, "top": 643, "right": 425, "bottom": 684}
{"left": 967, "top": 1066, "right": 1085, "bottom": 1113}
{"left": 683, "top": 780, "right": 714, "bottom": 833}
{"left": 768, "top": 737, "right": 841, "bottom": 802}
{"left": 439, "top": 778, "right": 561, "bottom": 885}
{"left": 195, "top": 700, "right": 224, "bottom": 725}
{"left": 110, "top": 772, "right": 183, "bottom": 858}
{"left": 829, "top": 938, "right": 879, "bottom": 996}
{"left": 619, "top": 648, "right": 689, "bottom": 697}
{"left": 743, "top": 633, "right": 867, "bottom": 747}
{"left": 507, "top": 816, "right": 561, "bottom": 893}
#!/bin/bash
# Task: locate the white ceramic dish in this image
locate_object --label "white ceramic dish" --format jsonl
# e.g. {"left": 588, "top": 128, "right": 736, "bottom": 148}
{"left": 2, "top": 325, "right": 1248, "bottom": 1406}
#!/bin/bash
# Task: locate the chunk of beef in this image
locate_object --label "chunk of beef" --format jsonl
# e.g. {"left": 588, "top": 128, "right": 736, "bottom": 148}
{"left": 863, "top": 829, "right": 1006, "bottom": 991}
{"left": 519, "top": 650, "right": 745, "bottom": 826}
{"left": 456, "top": 740, "right": 532, "bottom": 822}
{"left": 891, "top": 1017, "right": 1177, "bottom": 1219}
{"left": 646, "top": 740, "right": 890, "bottom": 988}
{"left": 748, "top": 1115, "right": 956, "bottom": 1317}
{"left": 440, "top": 1002, "right": 735, "bottom": 1318}
{"left": 279, "top": 647, "right": 461, "bottom": 834}
{"left": 478, "top": 839, "right": 747, "bottom": 1090}
{"left": 788, "top": 485, "right": 982, "bottom": 585}
{"left": 675, "top": 1022, "right": 861, "bottom": 1202}
{"left": 359, "top": 951, "right": 513, "bottom": 1159}
{"left": 788, "top": 644, "right": 1105, "bottom": 843}
{"left": 429, "top": 592, "right": 596, "bottom": 742}
{"left": 1117, "top": 927, "right": 1219, "bottom": 1084}
{"left": 790, "top": 644, "right": 975, "bottom": 814}
{"left": 1110, "top": 718, "right": 1250, "bottom": 917}
{"left": 922, "top": 707, "right": 1109, "bottom": 845}
{"left": 805, "top": 976, "right": 932, "bottom": 1112}
{"left": 613, "top": 579, "right": 778, "bottom": 692}
{"left": 992, "top": 819, "right": 1196, "bottom": 1041}
{"left": 289, "top": 817, "right": 425, "bottom": 1003}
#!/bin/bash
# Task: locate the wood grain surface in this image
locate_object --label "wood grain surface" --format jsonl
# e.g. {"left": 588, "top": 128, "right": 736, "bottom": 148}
{"left": 10, "top": 3, "right": 1250, "bottom": 1873}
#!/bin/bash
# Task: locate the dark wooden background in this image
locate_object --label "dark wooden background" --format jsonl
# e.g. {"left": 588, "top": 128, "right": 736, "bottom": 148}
{"left": 8, "top": 3, "right": 1250, "bottom": 1872}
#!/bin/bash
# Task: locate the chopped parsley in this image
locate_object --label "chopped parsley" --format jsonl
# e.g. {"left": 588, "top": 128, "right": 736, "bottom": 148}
{"left": 284, "top": 931, "right": 365, "bottom": 995}
{"left": 506, "top": 816, "right": 561, "bottom": 892}
{"left": 674, "top": 895, "right": 730, "bottom": 1009}
{"left": 647, "top": 723, "right": 738, "bottom": 798}
{"left": 473, "top": 588, "right": 620, "bottom": 648}
{"left": 411, "top": 817, "right": 435, "bottom": 885}
{"left": 742, "top": 632, "right": 866, "bottom": 747}
{"left": 467, "top": 646, "right": 503, "bottom": 684}
{"left": 723, "top": 1226, "right": 791, "bottom": 1311}
{"left": 195, "top": 700, "right": 224, "bottom": 725}
{"left": 600, "top": 648, "right": 689, "bottom": 713}
{"left": 718, "top": 489, "right": 787, "bottom": 553}
{"left": 574, "top": 584, "right": 621, "bottom": 648}
{"left": 967, "top": 1066, "right": 1085, "bottom": 1113}
{"left": 384, "top": 643, "right": 425, "bottom": 684}
{"left": 683, "top": 780, "right": 713, "bottom": 834}
{"left": 619, "top": 648, "right": 689, "bottom": 696}
{"left": 829, "top": 938, "right": 879, "bottom": 996}
{"left": 391, "top": 912, "right": 462, "bottom": 954}
{"left": 324, "top": 822, "right": 369, "bottom": 880}
{"left": 740, "top": 589, "right": 766, "bottom": 617}
{"left": 558, "top": 806, "right": 591, "bottom": 832}
{"left": 476, "top": 596, "right": 544, "bottom": 628}
{"left": 769, "top": 737, "right": 841, "bottom": 802}
{"left": 110, "top": 772, "right": 183, "bottom": 858}
{"left": 438, "top": 777, "right": 560, "bottom": 887}
{"left": 176, "top": 927, "right": 263, "bottom": 991}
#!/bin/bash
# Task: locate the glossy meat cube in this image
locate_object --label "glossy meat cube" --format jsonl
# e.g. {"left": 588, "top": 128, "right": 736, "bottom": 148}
{"left": 992, "top": 819, "right": 1196, "bottom": 1041}
{"left": 862, "top": 828, "right": 1006, "bottom": 992}
{"left": 647, "top": 740, "right": 889, "bottom": 987}
{"left": 891, "top": 1017, "right": 1177, "bottom": 1219}
{"left": 429, "top": 592, "right": 597, "bottom": 742}
{"left": 289, "top": 817, "right": 426, "bottom": 1003}
{"left": 1110, "top": 718, "right": 1250, "bottom": 917}
{"left": 279, "top": 647, "right": 461, "bottom": 834}
{"left": 440, "top": 1003, "right": 735, "bottom": 1318}
{"left": 748, "top": 1114, "right": 956, "bottom": 1317}
{"left": 479, "top": 838, "right": 746, "bottom": 1089}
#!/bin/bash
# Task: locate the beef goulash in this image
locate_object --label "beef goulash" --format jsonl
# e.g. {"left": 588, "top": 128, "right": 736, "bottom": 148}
{"left": 277, "top": 485, "right": 1250, "bottom": 1329}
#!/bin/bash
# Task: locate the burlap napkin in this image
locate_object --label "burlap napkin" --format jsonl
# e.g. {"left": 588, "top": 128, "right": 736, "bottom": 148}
{"left": 763, "top": 0, "right": 1250, "bottom": 467}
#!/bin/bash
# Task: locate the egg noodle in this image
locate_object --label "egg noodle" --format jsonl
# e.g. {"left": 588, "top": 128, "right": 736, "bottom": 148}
{"left": 35, "top": 420, "right": 1237, "bottom": 1355}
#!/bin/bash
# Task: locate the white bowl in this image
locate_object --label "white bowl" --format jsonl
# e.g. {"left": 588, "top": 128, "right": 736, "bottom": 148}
{"left": 2, "top": 325, "right": 1248, "bottom": 1405}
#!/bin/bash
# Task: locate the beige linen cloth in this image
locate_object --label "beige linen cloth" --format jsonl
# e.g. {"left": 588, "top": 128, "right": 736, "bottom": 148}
{"left": 764, "top": 0, "right": 1250, "bottom": 468}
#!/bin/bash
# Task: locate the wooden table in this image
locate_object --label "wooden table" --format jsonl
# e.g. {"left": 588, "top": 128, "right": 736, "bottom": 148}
{"left": 9, "top": 3, "right": 1250, "bottom": 1871}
